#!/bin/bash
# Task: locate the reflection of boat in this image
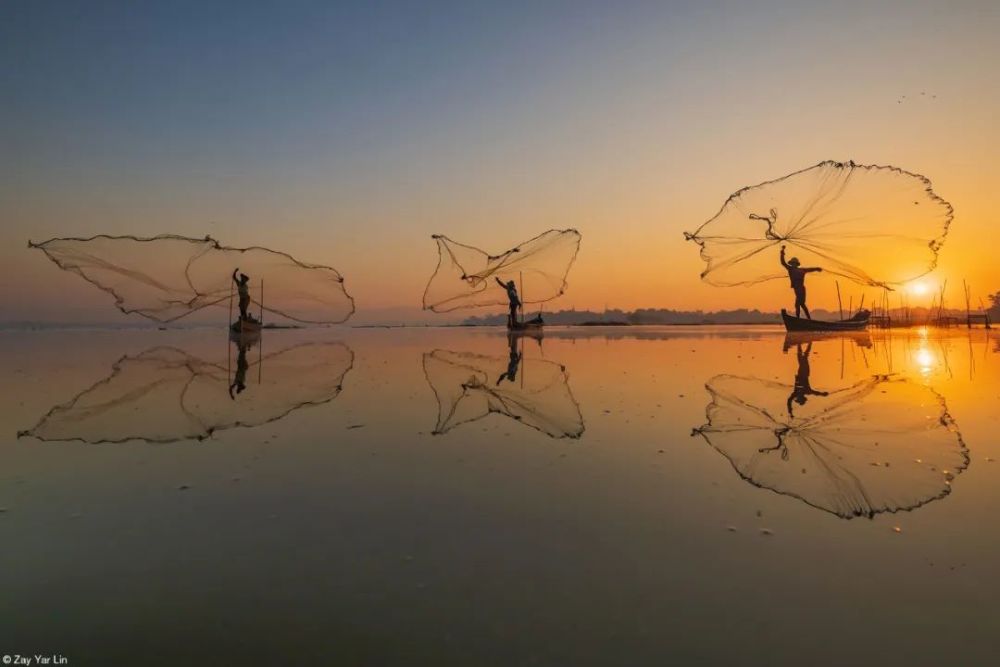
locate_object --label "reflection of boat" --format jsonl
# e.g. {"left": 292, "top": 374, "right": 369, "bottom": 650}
{"left": 782, "top": 308, "right": 869, "bottom": 332}
{"left": 508, "top": 314, "right": 544, "bottom": 332}
{"left": 692, "top": 372, "right": 967, "bottom": 519}
{"left": 782, "top": 330, "right": 872, "bottom": 351}
{"left": 229, "top": 327, "right": 261, "bottom": 343}
{"left": 19, "top": 341, "right": 354, "bottom": 444}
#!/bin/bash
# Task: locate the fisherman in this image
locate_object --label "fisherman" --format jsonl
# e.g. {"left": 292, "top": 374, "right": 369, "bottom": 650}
{"left": 232, "top": 268, "right": 252, "bottom": 322}
{"left": 495, "top": 276, "right": 521, "bottom": 327}
{"left": 780, "top": 245, "right": 822, "bottom": 319}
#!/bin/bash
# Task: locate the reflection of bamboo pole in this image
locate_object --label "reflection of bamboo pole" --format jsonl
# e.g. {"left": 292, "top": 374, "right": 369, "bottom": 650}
{"left": 228, "top": 281, "right": 234, "bottom": 327}
{"left": 260, "top": 279, "right": 264, "bottom": 325}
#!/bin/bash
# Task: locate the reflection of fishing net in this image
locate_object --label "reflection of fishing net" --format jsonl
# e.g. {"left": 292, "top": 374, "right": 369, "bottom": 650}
{"left": 423, "top": 348, "right": 584, "bottom": 438}
{"left": 422, "top": 229, "right": 581, "bottom": 312}
{"left": 693, "top": 374, "right": 967, "bottom": 519}
{"left": 29, "top": 235, "right": 355, "bottom": 323}
{"left": 684, "top": 161, "right": 953, "bottom": 288}
{"left": 19, "top": 342, "right": 353, "bottom": 443}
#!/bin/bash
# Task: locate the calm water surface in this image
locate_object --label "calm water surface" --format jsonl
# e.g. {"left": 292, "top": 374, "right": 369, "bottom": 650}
{"left": 1, "top": 326, "right": 998, "bottom": 665}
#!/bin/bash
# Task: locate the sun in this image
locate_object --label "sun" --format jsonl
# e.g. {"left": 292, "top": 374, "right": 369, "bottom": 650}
{"left": 908, "top": 281, "right": 929, "bottom": 295}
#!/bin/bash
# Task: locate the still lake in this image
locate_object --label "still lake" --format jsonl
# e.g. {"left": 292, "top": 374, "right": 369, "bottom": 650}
{"left": 2, "top": 325, "right": 998, "bottom": 665}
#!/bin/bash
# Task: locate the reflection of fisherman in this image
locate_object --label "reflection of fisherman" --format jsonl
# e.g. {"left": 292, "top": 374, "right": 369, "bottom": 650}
{"left": 232, "top": 268, "right": 253, "bottom": 322}
{"left": 495, "top": 277, "right": 521, "bottom": 327}
{"left": 780, "top": 245, "right": 822, "bottom": 319}
{"left": 229, "top": 339, "right": 251, "bottom": 399}
{"left": 786, "top": 342, "right": 829, "bottom": 417}
{"left": 496, "top": 333, "right": 522, "bottom": 385}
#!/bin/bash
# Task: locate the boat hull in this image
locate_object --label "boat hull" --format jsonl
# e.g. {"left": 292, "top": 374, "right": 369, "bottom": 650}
{"left": 508, "top": 315, "right": 544, "bottom": 333}
{"left": 781, "top": 309, "right": 869, "bottom": 332}
{"left": 231, "top": 318, "right": 262, "bottom": 334}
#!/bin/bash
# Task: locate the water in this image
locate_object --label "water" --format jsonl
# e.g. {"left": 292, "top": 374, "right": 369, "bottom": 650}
{"left": 2, "top": 326, "right": 998, "bottom": 665}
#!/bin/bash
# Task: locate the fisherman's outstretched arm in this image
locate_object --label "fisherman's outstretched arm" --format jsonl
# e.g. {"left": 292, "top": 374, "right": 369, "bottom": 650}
{"left": 804, "top": 267, "right": 823, "bottom": 273}
{"left": 495, "top": 277, "right": 506, "bottom": 288}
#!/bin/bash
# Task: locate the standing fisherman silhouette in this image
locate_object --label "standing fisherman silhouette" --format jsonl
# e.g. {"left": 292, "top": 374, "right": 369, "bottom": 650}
{"left": 495, "top": 277, "right": 521, "bottom": 327}
{"left": 780, "top": 245, "right": 822, "bottom": 319}
{"left": 232, "top": 268, "right": 252, "bottom": 322}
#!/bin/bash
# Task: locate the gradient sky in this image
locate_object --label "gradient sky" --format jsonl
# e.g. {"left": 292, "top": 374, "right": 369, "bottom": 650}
{"left": 2, "top": 0, "right": 998, "bottom": 323}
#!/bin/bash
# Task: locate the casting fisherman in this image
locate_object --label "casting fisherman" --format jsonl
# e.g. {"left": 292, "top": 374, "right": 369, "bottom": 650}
{"left": 780, "top": 245, "right": 822, "bottom": 319}
{"left": 232, "top": 268, "right": 252, "bottom": 322}
{"left": 495, "top": 277, "right": 521, "bottom": 327}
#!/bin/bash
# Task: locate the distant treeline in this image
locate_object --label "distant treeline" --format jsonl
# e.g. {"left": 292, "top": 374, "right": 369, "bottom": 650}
{"left": 463, "top": 292, "right": 1000, "bottom": 326}
{"left": 463, "top": 308, "right": 788, "bottom": 325}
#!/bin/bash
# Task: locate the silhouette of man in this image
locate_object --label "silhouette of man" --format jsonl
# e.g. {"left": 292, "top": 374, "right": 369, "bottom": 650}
{"left": 786, "top": 342, "right": 828, "bottom": 417}
{"left": 496, "top": 333, "right": 522, "bottom": 385}
{"left": 780, "top": 245, "right": 822, "bottom": 319}
{"left": 232, "top": 268, "right": 252, "bottom": 322}
{"left": 495, "top": 277, "right": 521, "bottom": 327}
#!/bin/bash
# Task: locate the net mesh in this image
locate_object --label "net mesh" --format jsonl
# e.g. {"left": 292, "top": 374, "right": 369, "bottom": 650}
{"left": 29, "top": 234, "right": 355, "bottom": 324}
{"left": 684, "top": 161, "right": 953, "bottom": 289}
{"left": 19, "top": 341, "right": 354, "bottom": 444}
{"left": 422, "top": 229, "right": 581, "bottom": 312}
{"left": 692, "top": 373, "right": 968, "bottom": 519}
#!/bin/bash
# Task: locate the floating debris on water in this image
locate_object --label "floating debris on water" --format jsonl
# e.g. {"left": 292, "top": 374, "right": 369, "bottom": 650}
{"left": 759, "top": 528, "right": 774, "bottom": 536}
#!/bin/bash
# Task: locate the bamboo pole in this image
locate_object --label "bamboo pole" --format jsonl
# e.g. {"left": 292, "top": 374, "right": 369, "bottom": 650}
{"left": 836, "top": 281, "right": 844, "bottom": 320}
{"left": 228, "top": 280, "right": 234, "bottom": 328}
{"left": 258, "top": 279, "right": 264, "bottom": 384}
{"left": 519, "top": 271, "right": 524, "bottom": 324}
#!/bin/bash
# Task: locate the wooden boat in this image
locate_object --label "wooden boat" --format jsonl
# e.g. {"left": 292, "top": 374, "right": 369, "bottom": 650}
{"left": 508, "top": 314, "right": 544, "bottom": 332}
{"left": 781, "top": 308, "right": 870, "bottom": 332}
{"left": 230, "top": 317, "right": 262, "bottom": 334}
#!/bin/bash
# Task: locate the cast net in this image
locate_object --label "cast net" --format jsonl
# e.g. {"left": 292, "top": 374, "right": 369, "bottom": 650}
{"left": 422, "top": 346, "right": 584, "bottom": 439}
{"left": 29, "top": 234, "right": 355, "bottom": 323}
{"left": 422, "top": 229, "right": 581, "bottom": 312}
{"left": 19, "top": 341, "right": 354, "bottom": 444}
{"left": 692, "top": 373, "right": 968, "bottom": 519}
{"left": 684, "top": 161, "right": 953, "bottom": 289}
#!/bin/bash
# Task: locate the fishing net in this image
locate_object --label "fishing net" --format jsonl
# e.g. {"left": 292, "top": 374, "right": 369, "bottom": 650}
{"left": 422, "top": 345, "right": 584, "bottom": 439}
{"left": 19, "top": 341, "right": 354, "bottom": 444}
{"left": 684, "top": 161, "right": 953, "bottom": 289}
{"left": 422, "top": 229, "right": 581, "bottom": 312}
{"left": 692, "top": 373, "right": 967, "bottom": 519}
{"left": 29, "top": 234, "right": 355, "bottom": 324}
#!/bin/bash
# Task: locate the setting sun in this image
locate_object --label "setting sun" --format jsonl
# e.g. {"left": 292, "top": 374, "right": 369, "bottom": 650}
{"left": 908, "top": 281, "right": 930, "bottom": 296}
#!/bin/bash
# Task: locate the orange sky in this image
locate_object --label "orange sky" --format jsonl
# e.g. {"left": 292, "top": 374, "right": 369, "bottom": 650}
{"left": 2, "top": 2, "right": 998, "bottom": 324}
